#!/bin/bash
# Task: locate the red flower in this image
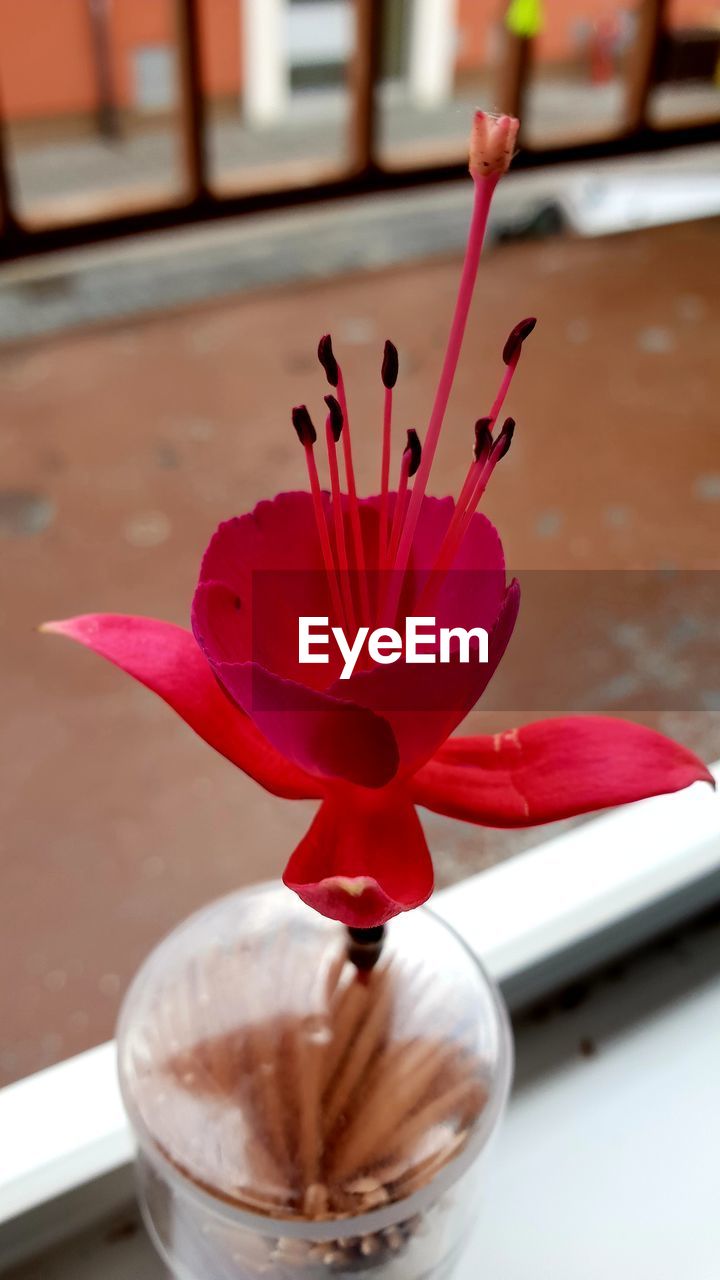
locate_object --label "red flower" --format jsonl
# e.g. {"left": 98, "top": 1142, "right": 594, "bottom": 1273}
{"left": 43, "top": 114, "right": 712, "bottom": 928}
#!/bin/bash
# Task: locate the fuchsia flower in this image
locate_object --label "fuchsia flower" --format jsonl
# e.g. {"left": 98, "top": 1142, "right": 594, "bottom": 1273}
{"left": 44, "top": 113, "right": 712, "bottom": 928}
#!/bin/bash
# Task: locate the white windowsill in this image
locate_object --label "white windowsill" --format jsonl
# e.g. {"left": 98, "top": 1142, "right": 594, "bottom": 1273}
{"left": 1, "top": 764, "right": 718, "bottom": 1268}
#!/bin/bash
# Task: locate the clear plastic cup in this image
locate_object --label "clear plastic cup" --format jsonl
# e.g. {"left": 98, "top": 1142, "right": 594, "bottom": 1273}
{"left": 118, "top": 883, "right": 513, "bottom": 1279}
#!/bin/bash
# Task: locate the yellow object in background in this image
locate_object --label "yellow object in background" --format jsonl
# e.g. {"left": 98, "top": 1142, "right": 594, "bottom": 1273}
{"left": 505, "top": 0, "right": 544, "bottom": 39}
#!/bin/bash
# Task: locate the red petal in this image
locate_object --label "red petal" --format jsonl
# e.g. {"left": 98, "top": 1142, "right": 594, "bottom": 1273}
{"left": 335, "top": 579, "right": 520, "bottom": 777}
{"left": 283, "top": 786, "right": 433, "bottom": 927}
{"left": 209, "top": 658, "right": 400, "bottom": 789}
{"left": 194, "top": 492, "right": 340, "bottom": 685}
{"left": 42, "top": 614, "right": 320, "bottom": 800}
{"left": 412, "top": 716, "right": 714, "bottom": 827}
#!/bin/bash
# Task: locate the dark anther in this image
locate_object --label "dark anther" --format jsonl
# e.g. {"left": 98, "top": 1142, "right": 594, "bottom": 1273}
{"left": 381, "top": 339, "right": 399, "bottom": 389}
{"left": 324, "top": 393, "right": 344, "bottom": 442}
{"left": 502, "top": 316, "right": 537, "bottom": 365}
{"left": 404, "top": 428, "right": 422, "bottom": 477}
{"left": 318, "top": 334, "right": 339, "bottom": 387}
{"left": 474, "top": 416, "right": 493, "bottom": 462}
{"left": 347, "top": 925, "right": 385, "bottom": 972}
{"left": 492, "top": 416, "right": 515, "bottom": 461}
{"left": 292, "top": 405, "right": 317, "bottom": 446}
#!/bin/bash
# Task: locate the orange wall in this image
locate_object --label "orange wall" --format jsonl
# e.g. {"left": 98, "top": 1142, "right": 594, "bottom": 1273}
{"left": 0, "top": 0, "right": 716, "bottom": 122}
{"left": 0, "top": 0, "right": 97, "bottom": 118}
{"left": 201, "top": 0, "right": 243, "bottom": 98}
{"left": 109, "top": 0, "right": 176, "bottom": 109}
{"left": 0, "top": 0, "right": 242, "bottom": 121}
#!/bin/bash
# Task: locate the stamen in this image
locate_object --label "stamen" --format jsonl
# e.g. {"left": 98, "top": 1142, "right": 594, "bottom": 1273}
{"left": 292, "top": 405, "right": 344, "bottom": 623}
{"left": 454, "top": 416, "right": 492, "bottom": 521}
{"left": 474, "top": 416, "right": 493, "bottom": 462}
{"left": 439, "top": 417, "right": 516, "bottom": 572}
{"left": 318, "top": 334, "right": 339, "bottom": 388}
{"left": 387, "top": 430, "right": 421, "bottom": 568}
{"left": 490, "top": 415, "right": 515, "bottom": 461}
{"left": 292, "top": 404, "right": 317, "bottom": 447}
{"left": 503, "top": 317, "right": 536, "bottom": 365}
{"left": 324, "top": 396, "right": 355, "bottom": 630}
{"left": 379, "top": 340, "right": 398, "bottom": 563}
{"left": 381, "top": 339, "right": 399, "bottom": 390}
{"left": 384, "top": 113, "right": 517, "bottom": 620}
{"left": 488, "top": 317, "right": 536, "bottom": 425}
{"left": 404, "top": 427, "right": 422, "bottom": 477}
{"left": 325, "top": 392, "right": 344, "bottom": 443}
{"left": 420, "top": 417, "right": 516, "bottom": 611}
{"left": 416, "top": 418, "right": 491, "bottom": 601}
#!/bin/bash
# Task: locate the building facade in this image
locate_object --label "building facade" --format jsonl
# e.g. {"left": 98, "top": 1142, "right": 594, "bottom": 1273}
{"left": 0, "top": 0, "right": 715, "bottom": 130}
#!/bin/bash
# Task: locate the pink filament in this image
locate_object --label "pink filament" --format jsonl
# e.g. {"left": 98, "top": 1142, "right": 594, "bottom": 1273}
{"left": 424, "top": 352, "right": 519, "bottom": 583}
{"left": 417, "top": 455, "right": 495, "bottom": 615}
{"left": 384, "top": 173, "right": 498, "bottom": 620}
{"left": 488, "top": 356, "right": 518, "bottom": 426}
{"left": 325, "top": 418, "right": 356, "bottom": 630}
{"left": 414, "top": 327, "right": 524, "bottom": 600}
{"left": 437, "top": 455, "right": 496, "bottom": 575}
{"left": 387, "top": 450, "right": 412, "bottom": 569}
{"left": 378, "top": 385, "right": 393, "bottom": 563}
{"left": 336, "top": 369, "right": 371, "bottom": 621}
{"left": 303, "top": 442, "right": 344, "bottom": 624}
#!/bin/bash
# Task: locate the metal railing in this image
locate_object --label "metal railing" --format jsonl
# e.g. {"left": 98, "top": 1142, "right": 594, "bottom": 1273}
{"left": 0, "top": 0, "right": 718, "bottom": 264}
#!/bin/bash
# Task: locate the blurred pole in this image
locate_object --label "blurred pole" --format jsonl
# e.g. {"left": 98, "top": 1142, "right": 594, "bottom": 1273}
{"left": 349, "top": 0, "right": 383, "bottom": 174}
{"left": 87, "top": 0, "right": 120, "bottom": 141}
{"left": 497, "top": 30, "right": 532, "bottom": 121}
{"left": 242, "top": 0, "right": 288, "bottom": 127}
{"left": 624, "top": 0, "right": 667, "bottom": 132}
{"left": 176, "top": 0, "right": 210, "bottom": 202}
{"left": 497, "top": 0, "right": 543, "bottom": 127}
{"left": 408, "top": 0, "right": 458, "bottom": 109}
{"left": 0, "top": 94, "right": 19, "bottom": 238}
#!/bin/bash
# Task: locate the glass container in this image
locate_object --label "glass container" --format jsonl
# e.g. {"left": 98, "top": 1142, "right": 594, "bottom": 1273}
{"left": 118, "top": 883, "right": 513, "bottom": 1279}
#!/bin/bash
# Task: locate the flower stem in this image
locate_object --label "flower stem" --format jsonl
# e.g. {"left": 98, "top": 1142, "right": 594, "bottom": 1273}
{"left": 346, "top": 925, "right": 385, "bottom": 972}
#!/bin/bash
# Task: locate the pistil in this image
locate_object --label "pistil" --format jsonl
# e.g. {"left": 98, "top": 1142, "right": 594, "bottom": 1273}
{"left": 384, "top": 112, "right": 518, "bottom": 622}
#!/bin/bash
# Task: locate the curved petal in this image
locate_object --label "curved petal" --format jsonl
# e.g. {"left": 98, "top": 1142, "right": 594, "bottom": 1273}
{"left": 412, "top": 715, "right": 715, "bottom": 827}
{"left": 283, "top": 786, "right": 433, "bottom": 927}
{"left": 334, "top": 578, "right": 520, "bottom": 777}
{"left": 194, "top": 492, "right": 341, "bottom": 685}
{"left": 41, "top": 614, "right": 321, "bottom": 800}
{"left": 192, "top": 492, "right": 512, "bottom": 785}
{"left": 211, "top": 659, "right": 399, "bottom": 789}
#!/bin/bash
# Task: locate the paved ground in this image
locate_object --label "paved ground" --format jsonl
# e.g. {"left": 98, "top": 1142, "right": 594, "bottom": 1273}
{"left": 6, "top": 77, "right": 720, "bottom": 216}
{"left": 0, "top": 211, "right": 719, "bottom": 1086}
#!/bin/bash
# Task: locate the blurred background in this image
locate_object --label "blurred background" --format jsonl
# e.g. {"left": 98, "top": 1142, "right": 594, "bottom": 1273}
{"left": 0, "top": 0, "right": 718, "bottom": 1086}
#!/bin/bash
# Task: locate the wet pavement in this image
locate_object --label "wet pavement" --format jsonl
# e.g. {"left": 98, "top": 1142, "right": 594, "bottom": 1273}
{"left": 0, "top": 213, "right": 718, "bottom": 1085}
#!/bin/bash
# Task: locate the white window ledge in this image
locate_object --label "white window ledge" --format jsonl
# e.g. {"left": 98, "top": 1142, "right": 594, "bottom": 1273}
{"left": 1, "top": 765, "right": 719, "bottom": 1269}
